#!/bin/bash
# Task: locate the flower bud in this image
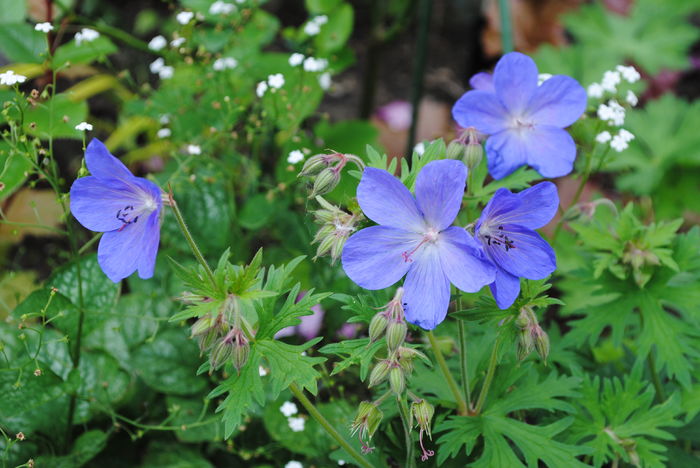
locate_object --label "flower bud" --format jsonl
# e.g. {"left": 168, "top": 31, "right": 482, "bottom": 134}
{"left": 191, "top": 315, "right": 215, "bottom": 337}
{"left": 516, "top": 328, "right": 534, "bottom": 361}
{"left": 389, "top": 366, "right": 405, "bottom": 394}
{"left": 350, "top": 401, "right": 383, "bottom": 443}
{"left": 310, "top": 167, "right": 341, "bottom": 197}
{"left": 368, "top": 359, "right": 391, "bottom": 387}
{"left": 209, "top": 337, "right": 234, "bottom": 371}
{"left": 410, "top": 399, "right": 435, "bottom": 438}
{"left": 446, "top": 140, "right": 464, "bottom": 159}
{"left": 533, "top": 326, "right": 550, "bottom": 364}
{"left": 232, "top": 332, "right": 250, "bottom": 374}
{"left": 396, "top": 346, "right": 426, "bottom": 374}
{"left": 462, "top": 127, "right": 483, "bottom": 170}
{"left": 298, "top": 153, "right": 331, "bottom": 176}
{"left": 368, "top": 313, "right": 389, "bottom": 342}
{"left": 385, "top": 319, "right": 407, "bottom": 352}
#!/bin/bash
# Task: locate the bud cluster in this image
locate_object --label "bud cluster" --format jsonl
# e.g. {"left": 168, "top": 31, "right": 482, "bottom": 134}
{"left": 298, "top": 151, "right": 365, "bottom": 197}
{"left": 446, "top": 127, "right": 483, "bottom": 170}
{"left": 515, "top": 306, "right": 549, "bottom": 364}
{"left": 311, "top": 196, "right": 362, "bottom": 264}
{"left": 622, "top": 239, "right": 660, "bottom": 288}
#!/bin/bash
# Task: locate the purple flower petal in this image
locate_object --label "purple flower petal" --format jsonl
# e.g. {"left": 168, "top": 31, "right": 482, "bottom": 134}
{"left": 342, "top": 225, "right": 421, "bottom": 290}
{"left": 527, "top": 75, "right": 587, "bottom": 127}
{"left": 415, "top": 160, "right": 466, "bottom": 231}
{"left": 137, "top": 210, "right": 161, "bottom": 279}
{"left": 298, "top": 304, "right": 325, "bottom": 340}
{"left": 402, "top": 248, "right": 451, "bottom": 330}
{"left": 438, "top": 226, "right": 496, "bottom": 292}
{"left": 357, "top": 168, "right": 425, "bottom": 232}
{"left": 493, "top": 52, "right": 538, "bottom": 114}
{"left": 489, "top": 269, "right": 521, "bottom": 309}
{"left": 70, "top": 176, "right": 145, "bottom": 232}
{"left": 485, "top": 183, "right": 559, "bottom": 230}
{"left": 98, "top": 211, "right": 159, "bottom": 282}
{"left": 469, "top": 72, "right": 494, "bottom": 92}
{"left": 478, "top": 188, "right": 521, "bottom": 230}
{"left": 452, "top": 90, "right": 509, "bottom": 135}
{"left": 484, "top": 130, "right": 529, "bottom": 179}
{"left": 85, "top": 139, "right": 134, "bottom": 181}
{"left": 485, "top": 224, "right": 555, "bottom": 279}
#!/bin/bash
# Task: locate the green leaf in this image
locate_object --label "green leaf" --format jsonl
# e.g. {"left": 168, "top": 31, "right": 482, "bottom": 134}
{"left": 0, "top": 0, "right": 26, "bottom": 23}
{"left": 315, "top": 3, "right": 354, "bottom": 54}
{"left": 35, "top": 430, "right": 108, "bottom": 468}
{"left": 21, "top": 92, "right": 89, "bottom": 139}
{"left": 139, "top": 441, "right": 214, "bottom": 468}
{"left": 0, "top": 141, "right": 33, "bottom": 200}
{"left": 257, "top": 338, "right": 325, "bottom": 397}
{"left": 320, "top": 337, "right": 385, "bottom": 380}
{"left": 0, "top": 23, "right": 47, "bottom": 63}
{"left": 52, "top": 37, "right": 118, "bottom": 69}
{"left": 49, "top": 254, "right": 120, "bottom": 312}
{"left": 132, "top": 329, "right": 208, "bottom": 395}
{"left": 166, "top": 396, "right": 226, "bottom": 442}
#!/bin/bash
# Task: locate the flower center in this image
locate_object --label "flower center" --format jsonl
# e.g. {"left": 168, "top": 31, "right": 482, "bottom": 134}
{"left": 509, "top": 115, "right": 535, "bottom": 133}
{"left": 402, "top": 228, "right": 439, "bottom": 263}
{"left": 479, "top": 224, "right": 516, "bottom": 251}
{"left": 115, "top": 195, "right": 158, "bottom": 231}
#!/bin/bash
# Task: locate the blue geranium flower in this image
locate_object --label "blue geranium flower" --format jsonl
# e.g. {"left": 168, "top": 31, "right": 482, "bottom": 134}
{"left": 70, "top": 139, "right": 162, "bottom": 282}
{"left": 474, "top": 182, "right": 559, "bottom": 309}
{"left": 452, "top": 52, "right": 587, "bottom": 179}
{"left": 341, "top": 160, "right": 496, "bottom": 330}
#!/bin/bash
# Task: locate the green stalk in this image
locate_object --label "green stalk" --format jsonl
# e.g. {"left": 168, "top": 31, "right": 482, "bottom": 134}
{"left": 397, "top": 396, "right": 416, "bottom": 468}
{"left": 289, "top": 383, "right": 375, "bottom": 468}
{"left": 498, "top": 0, "right": 514, "bottom": 54}
{"left": 474, "top": 338, "right": 501, "bottom": 415}
{"left": 426, "top": 331, "right": 468, "bottom": 415}
{"left": 647, "top": 352, "right": 666, "bottom": 403}
{"left": 457, "top": 320, "right": 472, "bottom": 409}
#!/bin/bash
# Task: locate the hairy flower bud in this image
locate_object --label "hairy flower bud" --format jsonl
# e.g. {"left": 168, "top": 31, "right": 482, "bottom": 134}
{"left": 368, "top": 359, "right": 391, "bottom": 387}
{"left": 310, "top": 167, "right": 341, "bottom": 198}
{"left": 516, "top": 328, "right": 534, "bottom": 361}
{"left": 351, "top": 401, "right": 383, "bottom": 453}
{"left": 462, "top": 127, "right": 483, "bottom": 170}
{"left": 209, "top": 337, "right": 234, "bottom": 371}
{"left": 389, "top": 366, "right": 405, "bottom": 394}
{"left": 410, "top": 399, "right": 435, "bottom": 438}
{"left": 386, "top": 320, "right": 407, "bottom": 352}
{"left": 446, "top": 140, "right": 464, "bottom": 159}
{"left": 533, "top": 326, "right": 550, "bottom": 364}
{"left": 232, "top": 330, "right": 250, "bottom": 374}
{"left": 368, "top": 312, "right": 389, "bottom": 342}
{"left": 298, "top": 153, "right": 335, "bottom": 176}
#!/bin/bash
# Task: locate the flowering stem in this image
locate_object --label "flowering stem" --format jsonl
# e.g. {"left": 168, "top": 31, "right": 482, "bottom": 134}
{"left": 426, "top": 331, "right": 468, "bottom": 416}
{"left": 474, "top": 337, "right": 501, "bottom": 415}
{"left": 457, "top": 319, "right": 472, "bottom": 409}
{"left": 397, "top": 395, "right": 416, "bottom": 468}
{"left": 167, "top": 187, "right": 217, "bottom": 289}
{"left": 498, "top": 0, "right": 514, "bottom": 53}
{"left": 289, "top": 383, "right": 374, "bottom": 468}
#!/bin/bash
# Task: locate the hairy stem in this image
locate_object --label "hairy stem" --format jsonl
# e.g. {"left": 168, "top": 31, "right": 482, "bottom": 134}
{"left": 426, "top": 331, "right": 468, "bottom": 416}
{"left": 474, "top": 338, "right": 501, "bottom": 415}
{"left": 397, "top": 396, "right": 416, "bottom": 468}
{"left": 457, "top": 320, "right": 472, "bottom": 410}
{"left": 289, "top": 383, "right": 375, "bottom": 468}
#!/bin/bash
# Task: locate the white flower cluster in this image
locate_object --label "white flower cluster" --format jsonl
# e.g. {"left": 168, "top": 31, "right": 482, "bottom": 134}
{"left": 0, "top": 70, "right": 27, "bottom": 86}
{"left": 75, "top": 28, "right": 100, "bottom": 45}
{"left": 186, "top": 144, "right": 202, "bottom": 155}
{"left": 210, "top": 1, "right": 236, "bottom": 15}
{"left": 303, "top": 15, "right": 328, "bottom": 36}
{"left": 213, "top": 57, "right": 238, "bottom": 71}
{"left": 149, "top": 58, "right": 174, "bottom": 80}
{"left": 75, "top": 122, "right": 93, "bottom": 131}
{"left": 148, "top": 35, "right": 167, "bottom": 51}
{"left": 176, "top": 11, "right": 195, "bottom": 25}
{"left": 287, "top": 149, "right": 304, "bottom": 164}
{"left": 289, "top": 53, "right": 305, "bottom": 67}
{"left": 597, "top": 99, "right": 626, "bottom": 126}
{"left": 595, "top": 128, "right": 635, "bottom": 152}
{"left": 285, "top": 462, "right": 303, "bottom": 468}
{"left": 587, "top": 64, "right": 640, "bottom": 98}
{"left": 171, "top": 37, "right": 186, "bottom": 48}
{"left": 279, "top": 401, "right": 305, "bottom": 432}
{"left": 256, "top": 73, "right": 285, "bottom": 97}
{"left": 35, "top": 22, "right": 53, "bottom": 33}
{"left": 303, "top": 57, "right": 328, "bottom": 72}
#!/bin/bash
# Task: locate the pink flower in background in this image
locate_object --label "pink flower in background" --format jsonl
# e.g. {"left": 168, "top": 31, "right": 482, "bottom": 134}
{"left": 275, "top": 292, "right": 325, "bottom": 340}
{"left": 375, "top": 101, "right": 412, "bottom": 132}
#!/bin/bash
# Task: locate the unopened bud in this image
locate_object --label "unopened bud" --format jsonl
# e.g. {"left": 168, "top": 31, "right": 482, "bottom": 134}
{"left": 389, "top": 366, "right": 405, "bottom": 394}
{"left": 410, "top": 399, "right": 434, "bottom": 438}
{"left": 516, "top": 328, "right": 534, "bottom": 361}
{"left": 533, "top": 327, "right": 550, "bottom": 364}
{"left": 368, "top": 359, "right": 391, "bottom": 387}
{"left": 351, "top": 401, "right": 383, "bottom": 442}
{"left": 446, "top": 140, "right": 464, "bottom": 159}
{"left": 368, "top": 313, "right": 389, "bottom": 342}
{"left": 396, "top": 346, "right": 426, "bottom": 374}
{"left": 191, "top": 315, "right": 215, "bottom": 337}
{"left": 310, "top": 167, "right": 341, "bottom": 197}
{"left": 299, "top": 154, "right": 331, "bottom": 176}
{"left": 232, "top": 333, "right": 250, "bottom": 373}
{"left": 463, "top": 127, "right": 483, "bottom": 169}
{"left": 386, "top": 320, "right": 407, "bottom": 352}
{"left": 209, "top": 338, "right": 233, "bottom": 371}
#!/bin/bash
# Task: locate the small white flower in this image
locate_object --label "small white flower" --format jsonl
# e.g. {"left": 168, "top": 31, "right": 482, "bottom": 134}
{"left": 187, "top": 144, "right": 201, "bottom": 155}
{"left": 618, "top": 128, "right": 635, "bottom": 142}
{"left": 587, "top": 83, "right": 604, "bottom": 98}
{"left": 256, "top": 81, "right": 268, "bottom": 97}
{"left": 537, "top": 73, "right": 552, "bottom": 86}
{"left": 0, "top": 70, "right": 27, "bottom": 86}
{"left": 159, "top": 66, "right": 174, "bottom": 80}
{"left": 75, "top": 122, "right": 93, "bottom": 131}
{"left": 287, "top": 150, "right": 304, "bottom": 164}
{"left": 288, "top": 416, "right": 305, "bottom": 432}
{"left": 595, "top": 131, "right": 612, "bottom": 143}
{"left": 338, "top": 461, "right": 346, "bottom": 466}
{"left": 75, "top": 28, "right": 99, "bottom": 45}
{"left": 318, "top": 72, "right": 331, "bottom": 90}
{"left": 285, "top": 462, "right": 303, "bottom": 468}
{"left": 268, "top": 73, "right": 285, "bottom": 89}
{"left": 601, "top": 70, "right": 621, "bottom": 92}
{"left": 159, "top": 114, "right": 170, "bottom": 124}
{"left": 258, "top": 366, "right": 268, "bottom": 376}
{"left": 148, "top": 35, "right": 167, "bottom": 51}
{"left": 289, "top": 53, "right": 305, "bottom": 67}
{"left": 626, "top": 90, "right": 638, "bottom": 107}
{"left": 35, "top": 22, "right": 53, "bottom": 33}
{"left": 176, "top": 11, "right": 195, "bottom": 24}
{"left": 213, "top": 57, "right": 238, "bottom": 71}
{"left": 303, "top": 57, "right": 328, "bottom": 72}
{"left": 304, "top": 22, "right": 321, "bottom": 36}
{"left": 150, "top": 58, "right": 164, "bottom": 74}
{"left": 610, "top": 134, "right": 629, "bottom": 152}
{"left": 597, "top": 100, "right": 625, "bottom": 126}
{"left": 170, "top": 37, "right": 186, "bottom": 48}
{"left": 314, "top": 15, "right": 328, "bottom": 25}
{"left": 209, "top": 1, "right": 236, "bottom": 15}
{"left": 157, "top": 128, "right": 171, "bottom": 138}
{"left": 413, "top": 141, "right": 426, "bottom": 155}
{"left": 617, "top": 65, "right": 640, "bottom": 83}
{"left": 280, "top": 401, "right": 298, "bottom": 417}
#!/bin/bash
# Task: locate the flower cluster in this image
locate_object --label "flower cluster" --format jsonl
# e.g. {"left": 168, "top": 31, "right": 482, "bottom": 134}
{"left": 299, "top": 152, "right": 364, "bottom": 197}
{"left": 452, "top": 52, "right": 587, "bottom": 179}
{"left": 209, "top": 1, "right": 236, "bottom": 15}
{"left": 0, "top": 70, "right": 27, "bottom": 86}
{"left": 256, "top": 73, "right": 285, "bottom": 97}
{"left": 149, "top": 57, "right": 174, "bottom": 80}
{"left": 213, "top": 57, "right": 238, "bottom": 71}
{"left": 303, "top": 15, "right": 328, "bottom": 36}
{"left": 75, "top": 28, "right": 100, "bottom": 45}
{"left": 279, "top": 401, "right": 306, "bottom": 432}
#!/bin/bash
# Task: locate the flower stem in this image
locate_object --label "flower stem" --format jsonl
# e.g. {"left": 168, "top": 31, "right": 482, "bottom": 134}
{"left": 647, "top": 352, "right": 666, "bottom": 403}
{"left": 289, "top": 383, "right": 375, "bottom": 468}
{"left": 498, "top": 0, "right": 514, "bottom": 54}
{"left": 457, "top": 320, "right": 472, "bottom": 410}
{"left": 426, "top": 331, "right": 468, "bottom": 416}
{"left": 474, "top": 338, "right": 501, "bottom": 415}
{"left": 397, "top": 395, "right": 416, "bottom": 468}
{"left": 167, "top": 187, "right": 217, "bottom": 288}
